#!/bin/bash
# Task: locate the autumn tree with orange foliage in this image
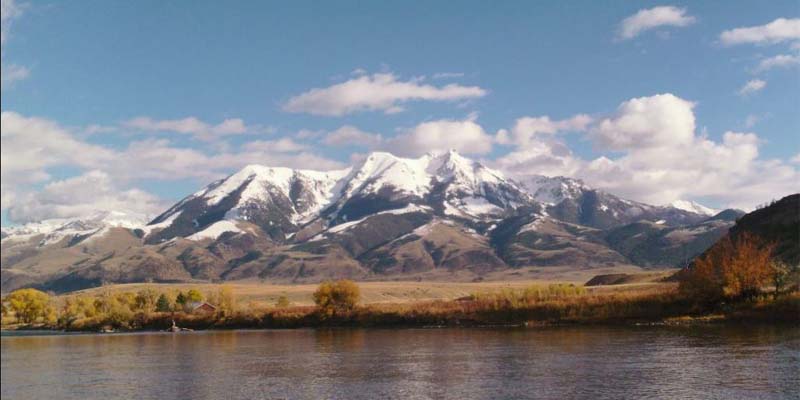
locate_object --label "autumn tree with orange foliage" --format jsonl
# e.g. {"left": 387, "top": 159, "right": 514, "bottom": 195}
{"left": 680, "top": 232, "right": 775, "bottom": 303}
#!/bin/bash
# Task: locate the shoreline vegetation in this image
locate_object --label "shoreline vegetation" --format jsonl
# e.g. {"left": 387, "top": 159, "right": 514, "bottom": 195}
{"left": 2, "top": 281, "right": 797, "bottom": 333}
{"left": 3, "top": 233, "right": 798, "bottom": 332}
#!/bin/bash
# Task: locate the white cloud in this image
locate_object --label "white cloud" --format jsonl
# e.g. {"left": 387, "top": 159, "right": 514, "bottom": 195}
{"left": 1, "top": 0, "right": 30, "bottom": 86}
{"left": 1, "top": 0, "right": 22, "bottom": 45}
{"left": 493, "top": 93, "right": 798, "bottom": 210}
{"left": 242, "top": 138, "right": 308, "bottom": 153}
{"left": 1, "top": 111, "right": 346, "bottom": 222}
{"left": 294, "top": 129, "right": 323, "bottom": 139}
{"left": 123, "top": 116, "right": 264, "bottom": 141}
{"left": 592, "top": 93, "right": 696, "bottom": 150}
{"left": 323, "top": 125, "right": 383, "bottom": 148}
{"left": 496, "top": 114, "right": 592, "bottom": 146}
{"left": 493, "top": 140, "right": 582, "bottom": 178}
{"left": 754, "top": 53, "right": 800, "bottom": 72}
{"left": 493, "top": 114, "right": 593, "bottom": 178}
{"left": 618, "top": 6, "right": 696, "bottom": 40}
{"left": 104, "top": 138, "right": 345, "bottom": 182}
{"left": 1, "top": 111, "right": 114, "bottom": 191}
{"left": 0, "top": 62, "right": 28, "bottom": 84}
{"left": 283, "top": 72, "right": 487, "bottom": 116}
{"left": 386, "top": 115, "right": 494, "bottom": 157}
{"left": 738, "top": 79, "right": 767, "bottom": 95}
{"left": 7, "top": 171, "right": 164, "bottom": 223}
{"left": 720, "top": 18, "right": 800, "bottom": 46}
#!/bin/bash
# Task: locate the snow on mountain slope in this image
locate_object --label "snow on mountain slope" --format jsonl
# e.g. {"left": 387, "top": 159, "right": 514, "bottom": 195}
{"left": 1, "top": 211, "right": 149, "bottom": 246}
{"left": 427, "top": 150, "right": 504, "bottom": 189}
{"left": 516, "top": 175, "right": 589, "bottom": 205}
{"left": 196, "top": 165, "right": 348, "bottom": 224}
{"left": 669, "top": 200, "right": 719, "bottom": 217}
{"left": 338, "top": 152, "right": 431, "bottom": 199}
{"left": 187, "top": 220, "right": 243, "bottom": 241}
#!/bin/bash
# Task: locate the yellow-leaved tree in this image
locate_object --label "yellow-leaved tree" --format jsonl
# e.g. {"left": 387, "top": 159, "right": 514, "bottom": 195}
{"left": 6, "top": 288, "right": 53, "bottom": 324}
{"left": 680, "top": 232, "right": 775, "bottom": 302}
{"left": 313, "top": 280, "right": 360, "bottom": 317}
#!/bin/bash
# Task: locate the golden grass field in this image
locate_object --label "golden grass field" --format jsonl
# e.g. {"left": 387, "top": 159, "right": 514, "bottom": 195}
{"left": 68, "top": 271, "right": 676, "bottom": 307}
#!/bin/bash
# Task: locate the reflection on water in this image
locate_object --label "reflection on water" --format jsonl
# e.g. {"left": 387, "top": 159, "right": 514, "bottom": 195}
{"left": 2, "top": 325, "right": 798, "bottom": 400}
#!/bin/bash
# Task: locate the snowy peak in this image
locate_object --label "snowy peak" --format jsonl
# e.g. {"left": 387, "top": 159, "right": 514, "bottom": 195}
{"left": 426, "top": 149, "right": 504, "bottom": 188}
{"left": 517, "top": 175, "right": 589, "bottom": 205}
{"left": 343, "top": 152, "right": 431, "bottom": 198}
{"left": 669, "top": 200, "right": 718, "bottom": 217}
{"left": 190, "top": 164, "right": 348, "bottom": 224}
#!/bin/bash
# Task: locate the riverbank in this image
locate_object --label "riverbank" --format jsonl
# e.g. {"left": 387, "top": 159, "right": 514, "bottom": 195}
{"left": 6, "top": 285, "right": 797, "bottom": 332}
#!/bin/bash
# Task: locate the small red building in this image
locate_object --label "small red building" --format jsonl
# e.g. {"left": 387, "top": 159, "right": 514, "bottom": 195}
{"left": 189, "top": 302, "right": 217, "bottom": 314}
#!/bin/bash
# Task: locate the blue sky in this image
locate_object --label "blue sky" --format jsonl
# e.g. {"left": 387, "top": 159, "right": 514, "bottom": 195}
{"left": 1, "top": 0, "right": 799, "bottom": 225}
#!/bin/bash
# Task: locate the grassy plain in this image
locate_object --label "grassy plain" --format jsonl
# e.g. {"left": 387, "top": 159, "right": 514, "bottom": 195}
{"left": 66, "top": 272, "right": 673, "bottom": 308}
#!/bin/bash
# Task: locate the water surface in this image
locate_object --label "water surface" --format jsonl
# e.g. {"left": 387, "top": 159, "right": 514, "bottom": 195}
{"left": 2, "top": 325, "right": 798, "bottom": 399}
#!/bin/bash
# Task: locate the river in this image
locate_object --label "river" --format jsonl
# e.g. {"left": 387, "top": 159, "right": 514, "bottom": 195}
{"left": 2, "top": 325, "right": 798, "bottom": 399}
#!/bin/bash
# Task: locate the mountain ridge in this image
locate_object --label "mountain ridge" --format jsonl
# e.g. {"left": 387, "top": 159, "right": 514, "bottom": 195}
{"left": 2, "top": 150, "right": 751, "bottom": 293}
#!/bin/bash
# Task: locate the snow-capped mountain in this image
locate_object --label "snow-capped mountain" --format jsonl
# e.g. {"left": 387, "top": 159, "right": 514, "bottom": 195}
{"left": 515, "top": 174, "right": 709, "bottom": 230}
{"left": 669, "top": 200, "right": 719, "bottom": 217}
{"left": 145, "top": 150, "right": 535, "bottom": 244}
{"left": 2, "top": 150, "right": 748, "bottom": 293}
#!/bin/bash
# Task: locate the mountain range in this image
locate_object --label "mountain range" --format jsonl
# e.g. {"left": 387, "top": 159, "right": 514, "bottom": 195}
{"left": 1, "top": 150, "right": 747, "bottom": 293}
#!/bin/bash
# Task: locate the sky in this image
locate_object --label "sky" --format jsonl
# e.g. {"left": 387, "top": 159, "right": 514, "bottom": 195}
{"left": 1, "top": 0, "right": 799, "bottom": 226}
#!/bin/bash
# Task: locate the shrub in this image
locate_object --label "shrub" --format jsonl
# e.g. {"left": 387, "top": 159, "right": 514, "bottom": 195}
{"left": 313, "top": 280, "right": 360, "bottom": 317}
{"left": 216, "top": 286, "right": 236, "bottom": 314}
{"left": 186, "top": 289, "right": 203, "bottom": 303}
{"left": 680, "top": 233, "right": 775, "bottom": 303}
{"left": 134, "top": 288, "right": 159, "bottom": 314}
{"left": 275, "top": 295, "right": 291, "bottom": 308}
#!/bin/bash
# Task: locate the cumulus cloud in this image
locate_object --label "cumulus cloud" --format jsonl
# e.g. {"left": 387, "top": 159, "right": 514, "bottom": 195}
{"left": 386, "top": 115, "right": 494, "bottom": 157}
{"left": 617, "top": 6, "right": 696, "bottom": 40}
{"left": 754, "top": 53, "right": 800, "bottom": 72}
{"left": 592, "top": 93, "right": 695, "bottom": 150}
{"left": 283, "top": 72, "right": 487, "bottom": 116}
{"left": 720, "top": 18, "right": 800, "bottom": 46}
{"left": 738, "top": 79, "right": 767, "bottom": 95}
{"left": 1, "top": 111, "right": 345, "bottom": 223}
{"left": 323, "top": 125, "right": 383, "bottom": 148}
{"left": 1, "top": 111, "right": 114, "bottom": 190}
{"left": 496, "top": 114, "right": 592, "bottom": 146}
{"left": 123, "top": 116, "right": 265, "bottom": 141}
{"left": 7, "top": 171, "right": 164, "bottom": 223}
{"left": 493, "top": 114, "right": 593, "bottom": 178}
{"left": 493, "top": 93, "right": 798, "bottom": 210}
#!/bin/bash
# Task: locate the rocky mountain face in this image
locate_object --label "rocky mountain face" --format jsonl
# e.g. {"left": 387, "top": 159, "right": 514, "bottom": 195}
{"left": 2, "top": 150, "right": 753, "bottom": 293}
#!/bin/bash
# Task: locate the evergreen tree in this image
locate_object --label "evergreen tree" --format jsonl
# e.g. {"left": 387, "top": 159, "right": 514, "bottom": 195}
{"left": 175, "top": 292, "right": 187, "bottom": 306}
{"left": 155, "top": 294, "right": 172, "bottom": 312}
